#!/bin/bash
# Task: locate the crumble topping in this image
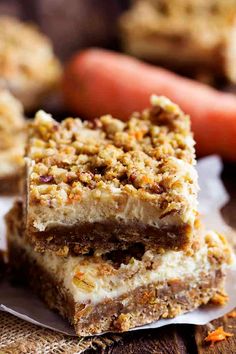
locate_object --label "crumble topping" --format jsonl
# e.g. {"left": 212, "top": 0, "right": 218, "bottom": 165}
{"left": 0, "top": 16, "right": 61, "bottom": 89}
{"left": 0, "top": 90, "right": 25, "bottom": 177}
{"left": 27, "top": 96, "right": 197, "bottom": 209}
{"left": 0, "top": 90, "right": 25, "bottom": 149}
{"left": 120, "top": 0, "right": 236, "bottom": 44}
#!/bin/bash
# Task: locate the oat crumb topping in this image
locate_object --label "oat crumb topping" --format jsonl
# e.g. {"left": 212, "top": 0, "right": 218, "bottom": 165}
{"left": 27, "top": 96, "right": 197, "bottom": 209}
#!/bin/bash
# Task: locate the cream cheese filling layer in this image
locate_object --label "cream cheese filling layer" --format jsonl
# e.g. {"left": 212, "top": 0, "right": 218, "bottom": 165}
{"left": 11, "top": 230, "right": 229, "bottom": 305}
{"left": 29, "top": 156, "right": 198, "bottom": 232}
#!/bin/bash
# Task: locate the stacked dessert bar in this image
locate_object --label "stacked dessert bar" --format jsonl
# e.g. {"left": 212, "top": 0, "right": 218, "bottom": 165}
{"left": 6, "top": 96, "right": 232, "bottom": 335}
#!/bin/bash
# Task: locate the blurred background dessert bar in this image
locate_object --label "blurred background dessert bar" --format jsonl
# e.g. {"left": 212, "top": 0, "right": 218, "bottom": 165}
{"left": 0, "top": 90, "right": 25, "bottom": 194}
{"left": 0, "top": 16, "right": 61, "bottom": 112}
{"left": 120, "top": 0, "right": 236, "bottom": 83}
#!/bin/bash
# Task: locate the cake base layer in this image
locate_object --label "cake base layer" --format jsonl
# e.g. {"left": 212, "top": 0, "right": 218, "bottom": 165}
{"left": 8, "top": 240, "right": 225, "bottom": 336}
{"left": 29, "top": 221, "right": 192, "bottom": 256}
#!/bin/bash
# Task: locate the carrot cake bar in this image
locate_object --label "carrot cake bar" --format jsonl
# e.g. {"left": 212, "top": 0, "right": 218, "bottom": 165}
{"left": 24, "top": 95, "right": 198, "bottom": 255}
{"left": 120, "top": 0, "right": 236, "bottom": 82}
{"left": 0, "top": 16, "right": 61, "bottom": 111}
{"left": 0, "top": 90, "right": 25, "bottom": 194}
{"left": 6, "top": 201, "right": 232, "bottom": 336}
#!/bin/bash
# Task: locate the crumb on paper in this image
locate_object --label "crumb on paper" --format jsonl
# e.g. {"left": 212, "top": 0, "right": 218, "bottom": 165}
{"left": 204, "top": 326, "right": 233, "bottom": 345}
{"left": 210, "top": 292, "right": 229, "bottom": 305}
{"left": 114, "top": 314, "right": 131, "bottom": 331}
{"left": 228, "top": 310, "right": 236, "bottom": 318}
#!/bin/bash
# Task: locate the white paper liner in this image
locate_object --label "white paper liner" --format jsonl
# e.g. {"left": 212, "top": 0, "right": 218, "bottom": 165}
{"left": 0, "top": 196, "right": 14, "bottom": 251}
{"left": 0, "top": 155, "right": 236, "bottom": 336}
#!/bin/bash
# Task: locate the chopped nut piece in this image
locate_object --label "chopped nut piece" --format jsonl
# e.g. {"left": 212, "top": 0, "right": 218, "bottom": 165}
{"left": 114, "top": 314, "right": 131, "bottom": 331}
{"left": 72, "top": 278, "right": 95, "bottom": 292}
{"left": 55, "top": 246, "right": 69, "bottom": 257}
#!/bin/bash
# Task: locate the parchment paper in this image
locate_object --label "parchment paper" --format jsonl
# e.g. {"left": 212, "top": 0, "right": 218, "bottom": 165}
{"left": 0, "top": 156, "right": 236, "bottom": 336}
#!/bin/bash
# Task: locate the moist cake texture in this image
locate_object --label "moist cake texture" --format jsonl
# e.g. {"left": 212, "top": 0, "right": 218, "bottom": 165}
{"left": 0, "top": 90, "right": 25, "bottom": 194}
{"left": 25, "top": 95, "right": 198, "bottom": 254}
{"left": 7, "top": 201, "right": 232, "bottom": 336}
{"left": 0, "top": 16, "right": 62, "bottom": 110}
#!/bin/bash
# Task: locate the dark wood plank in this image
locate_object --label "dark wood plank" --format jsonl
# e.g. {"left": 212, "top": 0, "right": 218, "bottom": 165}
{"left": 102, "top": 326, "right": 196, "bottom": 354}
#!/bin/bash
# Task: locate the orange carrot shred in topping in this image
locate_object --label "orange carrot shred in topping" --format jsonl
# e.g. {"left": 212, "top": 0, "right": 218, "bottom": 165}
{"left": 204, "top": 326, "right": 233, "bottom": 345}
{"left": 228, "top": 310, "right": 236, "bottom": 318}
{"left": 74, "top": 271, "right": 84, "bottom": 279}
{"left": 130, "top": 130, "right": 145, "bottom": 140}
{"left": 141, "top": 176, "right": 152, "bottom": 184}
{"left": 135, "top": 131, "right": 144, "bottom": 140}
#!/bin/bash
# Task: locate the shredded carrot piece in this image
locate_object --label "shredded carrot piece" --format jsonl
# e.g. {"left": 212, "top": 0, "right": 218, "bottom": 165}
{"left": 141, "top": 176, "right": 152, "bottom": 184}
{"left": 228, "top": 310, "right": 236, "bottom": 318}
{"left": 204, "top": 326, "right": 233, "bottom": 345}
{"left": 74, "top": 271, "right": 84, "bottom": 279}
{"left": 135, "top": 131, "right": 144, "bottom": 140}
{"left": 130, "top": 130, "right": 145, "bottom": 140}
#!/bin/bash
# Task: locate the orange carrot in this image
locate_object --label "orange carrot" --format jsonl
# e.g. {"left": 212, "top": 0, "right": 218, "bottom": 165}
{"left": 63, "top": 48, "right": 236, "bottom": 161}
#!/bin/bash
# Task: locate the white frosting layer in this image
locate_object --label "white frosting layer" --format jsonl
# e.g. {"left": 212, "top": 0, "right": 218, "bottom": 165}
{"left": 31, "top": 194, "right": 184, "bottom": 231}
{"left": 11, "top": 230, "right": 229, "bottom": 305}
